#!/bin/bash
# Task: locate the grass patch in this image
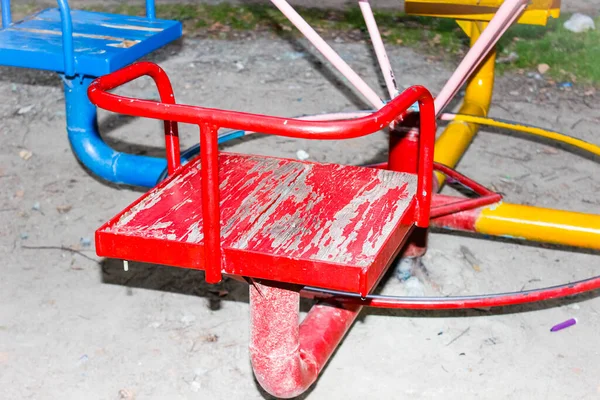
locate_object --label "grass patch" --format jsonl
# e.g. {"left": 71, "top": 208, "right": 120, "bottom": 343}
{"left": 9, "top": 2, "right": 600, "bottom": 85}
{"left": 494, "top": 15, "right": 600, "bottom": 85}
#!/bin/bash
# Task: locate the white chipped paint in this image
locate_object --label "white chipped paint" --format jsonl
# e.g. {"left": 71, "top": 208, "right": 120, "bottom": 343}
{"left": 148, "top": 221, "right": 173, "bottom": 231}
{"left": 227, "top": 159, "right": 310, "bottom": 249}
{"left": 182, "top": 221, "right": 203, "bottom": 243}
{"left": 113, "top": 169, "right": 189, "bottom": 229}
{"left": 12, "top": 27, "right": 128, "bottom": 42}
{"left": 100, "top": 23, "right": 164, "bottom": 32}
{"left": 311, "top": 168, "right": 416, "bottom": 266}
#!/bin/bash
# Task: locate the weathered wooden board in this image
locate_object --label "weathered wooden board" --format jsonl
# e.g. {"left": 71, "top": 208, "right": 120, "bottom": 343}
{"left": 96, "top": 153, "right": 418, "bottom": 295}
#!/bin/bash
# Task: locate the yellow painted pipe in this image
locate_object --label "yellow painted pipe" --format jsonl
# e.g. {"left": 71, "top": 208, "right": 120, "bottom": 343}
{"left": 429, "top": 20, "right": 600, "bottom": 252}
{"left": 434, "top": 21, "right": 495, "bottom": 187}
{"left": 475, "top": 203, "right": 600, "bottom": 250}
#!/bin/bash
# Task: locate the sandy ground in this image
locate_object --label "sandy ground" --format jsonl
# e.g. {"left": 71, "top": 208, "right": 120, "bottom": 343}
{"left": 1, "top": 21, "right": 600, "bottom": 400}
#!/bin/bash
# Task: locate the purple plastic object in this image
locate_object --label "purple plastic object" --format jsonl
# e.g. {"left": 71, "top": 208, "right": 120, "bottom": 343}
{"left": 550, "top": 318, "right": 577, "bottom": 332}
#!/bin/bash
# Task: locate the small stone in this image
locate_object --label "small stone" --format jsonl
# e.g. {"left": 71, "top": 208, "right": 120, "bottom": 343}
{"left": 497, "top": 51, "right": 519, "bottom": 64}
{"left": 56, "top": 205, "right": 72, "bottom": 214}
{"left": 563, "top": 13, "right": 596, "bottom": 33}
{"left": 202, "top": 333, "right": 219, "bottom": 343}
{"left": 32, "top": 202, "right": 40, "bottom": 211}
{"left": 404, "top": 277, "right": 425, "bottom": 297}
{"left": 395, "top": 257, "right": 414, "bottom": 281}
{"left": 190, "top": 381, "right": 201, "bottom": 392}
{"left": 537, "top": 63, "right": 550, "bottom": 74}
{"left": 540, "top": 146, "right": 559, "bottom": 155}
{"left": 77, "top": 354, "right": 89, "bottom": 366}
{"left": 17, "top": 105, "right": 34, "bottom": 115}
{"left": 19, "top": 150, "right": 32, "bottom": 160}
{"left": 20, "top": 232, "right": 29, "bottom": 240}
{"left": 181, "top": 314, "right": 196, "bottom": 324}
{"left": 117, "top": 389, "right": 135, "bottom": 399}
{"left": 283, "top": 51, "right": 306, "bottom": 60}
{"left": 80, "top": 237, "right": 92, "bottom": 247}
{"left": 234, "top": 61, "right": 245, "bottom": 71}
{"left": 296, "top": 150, "right": 310, "bottom": 161}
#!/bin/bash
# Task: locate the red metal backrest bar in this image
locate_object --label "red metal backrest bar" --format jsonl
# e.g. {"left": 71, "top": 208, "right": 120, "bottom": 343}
{"left": 415, "top": 98, "right": 435, "bottom": 228}
{"left": 86, "top": 62, "right": 182, "bottom": 174}
{"left": 88, "top": 61, "right": 437, "bottom": 283}
{"left": 199, "top": 123, "right": 221, "bottom": 283}
{"left": 88, "top": 62, "right": 434, "bottom": 141}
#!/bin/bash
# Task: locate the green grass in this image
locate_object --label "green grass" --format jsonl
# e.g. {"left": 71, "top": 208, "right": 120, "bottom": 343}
{"left": 494, "top": 15, "right": 600, "bottom": 85}
{"left": 10, "top": 3, "right": 600, "bottom": 85}
{"left": 82, "top": 3, "right": 469, "bottom": 49}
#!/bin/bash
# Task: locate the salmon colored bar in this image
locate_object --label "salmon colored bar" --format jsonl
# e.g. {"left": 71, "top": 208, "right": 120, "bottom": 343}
{"left": 359, "top": 0, "right": 398, "bottom": 99}
{"left": 269, "top": 0, "right": 385, "bottom": 109}
{"left": 434, "top": 0, "right": 528, "bottom": 114}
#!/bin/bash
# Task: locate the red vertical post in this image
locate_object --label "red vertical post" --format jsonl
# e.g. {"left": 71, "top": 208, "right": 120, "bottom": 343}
{"left": 388, "top": 116, "right": 428, "bottom": 257}
{"left": 388, "top": 113, "right": 420, "bottom": 174}
{"left": 164, "top": 120, "right": 181, "bottom": 175}
{"left": 199, "top": 123, "right": 222, "bottom": 284}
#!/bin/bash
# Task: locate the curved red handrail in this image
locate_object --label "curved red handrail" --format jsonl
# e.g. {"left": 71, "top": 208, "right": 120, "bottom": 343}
{"left": 88, "top": 61, "right": 437, "bottom": 284}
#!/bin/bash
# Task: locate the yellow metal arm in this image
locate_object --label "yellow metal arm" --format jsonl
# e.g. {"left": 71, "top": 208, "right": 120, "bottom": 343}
{"left": 433, "top": 21, "right": 495, "bottom": 187}
{"left": 405, "top": 0, "right": 561, "bottom": 26}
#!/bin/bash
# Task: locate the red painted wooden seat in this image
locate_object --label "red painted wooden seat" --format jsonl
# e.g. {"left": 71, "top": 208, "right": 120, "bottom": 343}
{"left": 88, "top": 61, "right": 436, "bottom": 297}
{"left": 96, "top": 153, "right": 418, "bottom": 295}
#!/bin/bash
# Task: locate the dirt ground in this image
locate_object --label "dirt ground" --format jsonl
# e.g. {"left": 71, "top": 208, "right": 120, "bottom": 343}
{"left": 1, "top": 11, "right": 600, "bottom": 400}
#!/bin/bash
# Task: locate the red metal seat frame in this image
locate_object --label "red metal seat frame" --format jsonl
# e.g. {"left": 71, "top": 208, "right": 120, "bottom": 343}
{"left": 87, "top": 61, "right": 437, "bottom": 286}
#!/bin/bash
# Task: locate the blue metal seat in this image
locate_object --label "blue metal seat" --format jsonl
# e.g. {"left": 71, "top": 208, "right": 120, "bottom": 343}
{"left": 0, "top": 8, "right": 181, "bottom": 76}
{"left": 0, "top": 0, "right": 183, "bottom": 187}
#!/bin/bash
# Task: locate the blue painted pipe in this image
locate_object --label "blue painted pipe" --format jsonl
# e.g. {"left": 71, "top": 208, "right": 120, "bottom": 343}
{"left": 146, "top": 0, "right": 156, "bottom": 19}
{"left": 1, "top": 0, "right": 11, "bottom": 27}
{"left": 63, "top": 75, "right": 245, "bottom": 188}
{"left": 64, "top": 75, "right": 169, "bottom": 188}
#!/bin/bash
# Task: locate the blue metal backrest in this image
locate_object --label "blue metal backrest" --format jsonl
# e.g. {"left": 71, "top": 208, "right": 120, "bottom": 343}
{"left": 0, "top": 0, "right": 157, "bottom": 77}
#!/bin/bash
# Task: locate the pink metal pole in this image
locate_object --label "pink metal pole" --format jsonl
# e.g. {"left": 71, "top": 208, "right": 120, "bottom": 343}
{"left": 434, "top": 0, "right": 528, "bottom": 114}
{"left": 249, "top": 281, "right": 361, "bottom": 398}
{"left": 359, "top": 0, "right": 398, "bottom": 99}
{"left": 269, "top": 0, "right": 385, "bottom": 109}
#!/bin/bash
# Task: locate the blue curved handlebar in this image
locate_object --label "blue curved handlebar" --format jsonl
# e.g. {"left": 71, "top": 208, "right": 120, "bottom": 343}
{"left": 55, "top": 0, "right": 157, "bottom": 77}
{"left": 146, "top": 0, "right": 156, "bottom": 19}
{"left": 1, "top": 0, "right": 11, "bottom": 27}
{"left": 56, "top": 0, "right": 74, "bottom": 77}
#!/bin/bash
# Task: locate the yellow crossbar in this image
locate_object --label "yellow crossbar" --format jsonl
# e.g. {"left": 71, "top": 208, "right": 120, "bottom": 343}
{"left": 405, "top": 0, "right": 561, "bottom": 26}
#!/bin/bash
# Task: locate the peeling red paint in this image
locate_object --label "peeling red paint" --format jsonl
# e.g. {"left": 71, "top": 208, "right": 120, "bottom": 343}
{"left": 250, "top": 281, "right": 360, "bottom": 399}
{"left": 96, "top": 153, "right": 417, "bottom": 294}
